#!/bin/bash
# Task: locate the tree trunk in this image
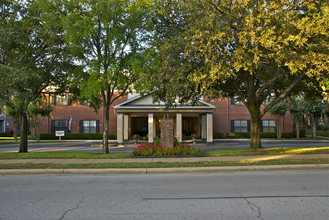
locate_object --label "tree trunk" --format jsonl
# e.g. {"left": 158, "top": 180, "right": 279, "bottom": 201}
{"left": 276, "top": 117, "right": 282, "bottom": 139}
{"left": 250, "top": 111, "right": 262, "bottom": 149}
{"left": 311, "top": 116, "right": 317, "bottom": 138}
{"left": 295, "top": 116, "right": 300, "bottom": 139}
{"left": 36, "top": 120, "right": 40, "bottom": 142}
{"left": 19, "top": 112, "right": 28, "bottom": 153}
{"left": 102, "top": 105, "right": 109, "bottom": 154}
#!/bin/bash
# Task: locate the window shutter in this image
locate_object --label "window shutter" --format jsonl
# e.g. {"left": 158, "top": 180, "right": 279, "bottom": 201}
{"left": 96, "top": 120, "right": 100, "bottom": 133}
{"left": 51, "top": 120, "right": 55, "bottom": 133}
{"left": 79, "top": 120, "right": 83, "bottom": 133}
{"left": 231, "top": 97, "right": 235, "bottom": 105}
{"left": 247, "top": 120, "right": 251, "bottom": 132}
{"left": 260, "top": 120, "right": 263, "bottom": 132}
{"left": 231, "top": 120, "right": 234, "bottom": 132}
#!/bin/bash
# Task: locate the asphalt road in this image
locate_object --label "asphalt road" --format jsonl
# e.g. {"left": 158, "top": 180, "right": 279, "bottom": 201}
{"left": 1, "top": 139, "right": 329, "bottom": 153}
{"left": 0, "top": 171, "right": 328, "bottom": 219}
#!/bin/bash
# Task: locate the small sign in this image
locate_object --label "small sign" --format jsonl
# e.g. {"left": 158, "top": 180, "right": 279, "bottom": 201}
{"left": 55, "top": 131, "right": 65, "bottom": 137}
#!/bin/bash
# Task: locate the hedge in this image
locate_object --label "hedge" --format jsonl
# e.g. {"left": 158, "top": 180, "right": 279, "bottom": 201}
{"left": 0, "top": 133, "right": 12, "bottom": 137}
{"left": 40, "top": 133, "right": 117, "bottom": 140}
{"left": 224, "top": 132, "right": 298, "bottom": 139}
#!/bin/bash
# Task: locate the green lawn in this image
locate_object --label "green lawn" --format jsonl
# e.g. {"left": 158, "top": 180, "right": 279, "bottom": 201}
{"left": 0, "top": 147, "right": 328, "bottom": 159}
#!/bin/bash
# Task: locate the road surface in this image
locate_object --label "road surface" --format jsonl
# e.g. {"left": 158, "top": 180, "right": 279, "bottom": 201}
{"left": 0, "top": 171, "right": 328, "bottom": 219}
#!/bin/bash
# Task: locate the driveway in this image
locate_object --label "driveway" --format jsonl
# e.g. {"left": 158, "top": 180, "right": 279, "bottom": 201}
{"left": 0, "top": 139, "right": 329, "bottom": 153}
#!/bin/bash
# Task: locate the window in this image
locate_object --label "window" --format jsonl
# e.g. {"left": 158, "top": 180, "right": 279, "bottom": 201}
{"left": 52, "top": 94, "right": 70, "bottom": 105}
{"left": 51, "top": 120, "right": 68, "bottom": 133}
{"left": 231, "top": 120, "right": 249, "bottom": 132}
{"left": 231, "top": 96, "right": 243, "bottom": 105}
{"left": 262, "top": 120, "right": 276, "bottom": 132}
{"left": 81, "top": 120, "right": 97, "bottom": 133}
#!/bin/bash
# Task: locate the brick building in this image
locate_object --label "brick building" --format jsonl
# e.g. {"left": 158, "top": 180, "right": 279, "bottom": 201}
{"left": 34, "top": 92, "right": 293, "bottom": 143}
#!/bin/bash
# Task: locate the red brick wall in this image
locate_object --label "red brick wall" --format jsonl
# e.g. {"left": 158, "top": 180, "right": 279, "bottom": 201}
{"left": 208, "top": 97, "right": 294, "bottom": 133}
{"left": 39, "top": 95, "right": 126, "bottom": 134}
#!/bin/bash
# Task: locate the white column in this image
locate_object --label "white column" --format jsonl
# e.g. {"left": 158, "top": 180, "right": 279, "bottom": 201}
{"left": 117, "top": 113, "right": 124, "bottom": 144}
{"left": 176, "top": 112, "right": 182, "bottom": 143}
{"left": 207, "top": 113, "right": 213, "bottom": 143}
{"left": 124, "top": 114, "right": 129, "bottom": 141}
{"left": 201, "top": 114, "right": 207, "bottom": 140}
{"left": 148, "top": 113, "right": 154, "bottom": 143}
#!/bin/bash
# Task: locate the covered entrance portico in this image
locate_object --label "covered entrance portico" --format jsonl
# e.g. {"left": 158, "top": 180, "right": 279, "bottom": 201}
{"left": 114, "top": 94, "right": 216, "bottom": 144}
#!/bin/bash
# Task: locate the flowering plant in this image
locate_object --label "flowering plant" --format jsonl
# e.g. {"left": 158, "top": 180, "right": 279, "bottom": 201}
{"left": 191, "top": 133, "right": 197, "bottom": 138}
{"left": 133, "top": 134, "right": 139, "bottom": 140}
{"left": 133, "top": 144, "right": 200, "bottom": 157}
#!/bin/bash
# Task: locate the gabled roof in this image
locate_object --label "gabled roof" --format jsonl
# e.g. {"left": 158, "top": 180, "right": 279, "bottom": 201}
{"left": 115, "top": 92, "right": 216, "bottom": 110}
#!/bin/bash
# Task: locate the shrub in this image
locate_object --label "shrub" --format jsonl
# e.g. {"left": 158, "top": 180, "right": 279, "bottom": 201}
{"left": 40, "top": 133, "right": 117, "bottom": 140}
{"left": 0, "top": 133, "right": 12, "bottom": 137}
{"left": 316, "top": 124, "right": 326, "bottom": 131}
{"left": 213, "top": 133, "right": 224, "bottom": 139}
{"left": 133, "top": 143, "right": 200, "bottom": 157}
{"left": 281, "top": 132, "right": 294, "bottom": 138}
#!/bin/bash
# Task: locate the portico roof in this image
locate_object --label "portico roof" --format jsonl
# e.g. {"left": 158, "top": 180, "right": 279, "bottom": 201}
{"left": 115, "top": 93, "right": 216, "bottom": 112}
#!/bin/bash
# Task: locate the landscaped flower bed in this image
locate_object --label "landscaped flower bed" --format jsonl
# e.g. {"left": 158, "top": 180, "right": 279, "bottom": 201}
{"left": 132, "top": 143, "right": 200, "bottom": 157}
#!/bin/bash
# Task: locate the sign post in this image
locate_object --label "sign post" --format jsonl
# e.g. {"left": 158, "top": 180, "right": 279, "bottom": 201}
{"left": 55, "top": 131, "right": 65, "bottom": 142}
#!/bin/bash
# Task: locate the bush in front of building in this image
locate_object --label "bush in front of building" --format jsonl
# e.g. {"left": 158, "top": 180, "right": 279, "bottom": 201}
{"left": 40, "top": 133, "right": 117, "bottom": 140}
{"left": 0, "top": 133, "right": 12, "bottom": 137}
{"left": 225, "top": 132, "right": 301, "bottom": 139}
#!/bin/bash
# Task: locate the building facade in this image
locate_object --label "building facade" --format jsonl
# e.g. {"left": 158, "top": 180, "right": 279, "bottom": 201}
{"left": 31, "top": 92, "right": 293, "bottom": 143}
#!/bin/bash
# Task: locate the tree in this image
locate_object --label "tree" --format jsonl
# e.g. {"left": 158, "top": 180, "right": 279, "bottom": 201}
{"left": 0, "top": 0, "right": 72, "bottom": 152}
{"left": 153, "top": 0, "right": 329, "bottom": 149}
{"left": 289, "top": 96, "right": 306, "bottom": 139}
{"left": 269, "top": 101, "right": 288, "bottom": 139}
{"left": 28, "top": 98, "right": 52, "bottom": 142}
{"left": 63, "top": 0, "right": 155, "bottom": 154}
{"left": 304, "top": 98, "right": 327, "bottom": 138}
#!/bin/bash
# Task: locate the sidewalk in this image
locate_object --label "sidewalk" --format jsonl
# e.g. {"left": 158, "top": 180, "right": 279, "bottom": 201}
{"left": 0, "top": 153, "right": 328, "bottom": 164}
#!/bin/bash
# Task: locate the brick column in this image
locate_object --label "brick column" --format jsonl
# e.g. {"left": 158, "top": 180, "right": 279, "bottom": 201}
{"left": 117, "top": 112, "right": 124, "bottom": 144}
{"left": 176, "top": 112, "right": 182, "bottom": 143}
{"left": 207, "top": 113, "right": 213, "bottom": 143}
{"left": 161, "top": 119, "right": 174, "bottom": 147}
{"left": 148, "top": 113, "right": 154, "bottom": 143}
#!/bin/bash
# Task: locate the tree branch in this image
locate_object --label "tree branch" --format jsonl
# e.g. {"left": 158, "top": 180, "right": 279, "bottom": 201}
{"left": 261, "top": 73, "right": 306, "bottom": 117}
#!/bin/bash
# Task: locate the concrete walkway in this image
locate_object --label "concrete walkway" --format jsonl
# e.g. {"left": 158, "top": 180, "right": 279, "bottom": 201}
{"left": 0, "top": 154, "right": 328, "bottom": 175}
{"left": 0, "top": 154, "right": 328, "bottom": 164}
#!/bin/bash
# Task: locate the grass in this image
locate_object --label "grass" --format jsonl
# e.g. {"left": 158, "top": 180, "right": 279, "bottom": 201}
{"left": 203, "top": 147, "right": 329, "bottom": 156}
{"left": 0, "top": 147, "right": 328, "bottom": 159}
{"left": 0, "top": 159, "right": 328, "bottom": 169}
{"left": 0, "top": 152, "right": 132, "bottom": 159}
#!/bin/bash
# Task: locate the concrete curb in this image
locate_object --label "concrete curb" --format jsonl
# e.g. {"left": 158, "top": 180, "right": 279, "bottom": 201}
{"left": 1, "top": 164, "right": 328, "bottom": 176}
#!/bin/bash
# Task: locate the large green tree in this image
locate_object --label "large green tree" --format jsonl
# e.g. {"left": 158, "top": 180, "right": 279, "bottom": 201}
{"left": 153, "top": 0, "right": 329, "bottom": 149}
{"left": 0, "top": 0, "right": 72, "bottom": 152}
{"left": 64, "top": 0, "right": 155, "bottom": 154}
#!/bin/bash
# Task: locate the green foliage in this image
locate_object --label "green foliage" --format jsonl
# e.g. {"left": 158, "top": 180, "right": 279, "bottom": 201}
{"left": 132, "top": 144, "right": 200, "bottom": 157}
{"left": 225, "top": 132, "right": 297, "bottom": 139}
{"left": 269, "top": 101, "right": 288, "bottom": 116}
{"left": 153, "top": 0, "right": 329, "bottom": 149}
{"left": 40, "top": 133, "right": 117, "bottom": 140}
{"left": 0, "top": 0, "right": 73, "bottom": 152}
{"left": 213, "top": 133, "right": 225, "bottom": 139}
